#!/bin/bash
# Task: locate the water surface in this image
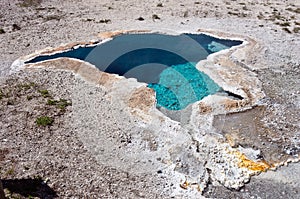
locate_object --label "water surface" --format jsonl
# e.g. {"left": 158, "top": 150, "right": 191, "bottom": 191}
{"left": 26, "top": 33, "right": 242, "bottom": 110}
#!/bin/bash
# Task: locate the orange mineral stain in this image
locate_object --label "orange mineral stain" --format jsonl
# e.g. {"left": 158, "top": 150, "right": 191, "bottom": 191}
{"left": 234, "top": 151, "right": 272, "bottom": 172}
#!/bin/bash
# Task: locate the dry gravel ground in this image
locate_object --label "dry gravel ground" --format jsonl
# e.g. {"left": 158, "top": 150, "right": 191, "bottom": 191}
{"left": 0, "top": 0, "right": 300, "bottom": 198}
{"left": 0, "top": 70, "right": 166, "bottom": 198}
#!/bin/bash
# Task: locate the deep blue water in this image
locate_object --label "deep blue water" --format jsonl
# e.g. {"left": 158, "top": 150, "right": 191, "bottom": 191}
{"left": 26, "top": 33, "right": 242, "bottom": 110}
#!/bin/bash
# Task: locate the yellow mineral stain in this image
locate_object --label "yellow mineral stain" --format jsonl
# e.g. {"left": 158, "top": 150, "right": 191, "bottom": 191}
{"left": 180, "top": 180, "right": 189, "bottom": 190}
{"left": 179, "top": 180, "right": 202, "bottom": 192}
{"left": 232, "top": 150, "right": 272, "bottom": 172}
{"left": 225, "top": 133, "right": 237, "bottom": 147}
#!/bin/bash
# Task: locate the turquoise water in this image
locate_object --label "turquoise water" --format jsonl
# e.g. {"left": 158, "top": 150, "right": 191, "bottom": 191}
{"left": 148, "top": 62, "right": 220, "bottom": 110}
{"left": 25, "top": 33, "right": 242, "bottom": 110}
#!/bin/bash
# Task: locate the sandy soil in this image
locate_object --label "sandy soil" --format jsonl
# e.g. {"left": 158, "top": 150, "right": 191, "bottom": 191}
{"left": 0, "top": 0, "right": 299, "bottom": 198}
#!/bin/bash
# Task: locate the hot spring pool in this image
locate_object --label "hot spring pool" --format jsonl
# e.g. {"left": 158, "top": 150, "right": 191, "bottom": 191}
{"left": 26, "top": 33, "right": 242, "bottom": 110}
